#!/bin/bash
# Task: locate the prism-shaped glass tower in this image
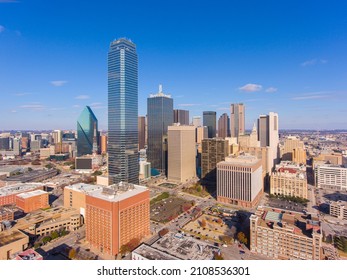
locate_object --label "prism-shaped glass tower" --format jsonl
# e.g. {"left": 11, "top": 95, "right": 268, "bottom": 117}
{"left": 77, "top": 106, "right": 98, "bottom": 156}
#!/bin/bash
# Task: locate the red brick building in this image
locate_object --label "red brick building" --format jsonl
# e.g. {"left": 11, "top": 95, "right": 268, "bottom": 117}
{"left": 85, "top": 182, "right": 150, "bottom": 257}
{"left": 16, "top": 190, "right": 49, "bottom": 213}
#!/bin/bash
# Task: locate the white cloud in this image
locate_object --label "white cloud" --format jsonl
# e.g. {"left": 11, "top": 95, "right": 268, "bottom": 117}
{"left": 177, "top": 103, "right": 201, "bottom": 107}
{"left": 291, "top": 95, "right": 329, "bottom": 100}
{"left": 20, "top": 103, "right": 45, "bottom": 110}
{"left": 50, "top": 80, "right": 68, "bottom": 87}
{"left": 75, "top": 95, "right": 90, "bottom": 100}
{"left": 301, "top": 58, "right": 328, "bottom": 67}
{"left": 239, "top": 83, "right": 262, "bottom": 92}
{"left": 90, "top": 102, "right": 106, "bottom": 109}
{"left": 0, "top": 25, "right": 5, "bottom": 33}
{"left": 265, "top": 87, "right": 278, "bottom": 93}
{"left": 14, "top": 92, "right": 31, "bottom": 96}
{"left": 72, "top": 105, "right": 80, "bottom": 108}
{"left": 11, "top": 110, "right": 17, "bottom": 113}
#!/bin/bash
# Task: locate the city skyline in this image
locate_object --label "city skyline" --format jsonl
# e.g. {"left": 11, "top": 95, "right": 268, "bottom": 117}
{"left": 1, "top": 1, "right": 347, "bottom": 130}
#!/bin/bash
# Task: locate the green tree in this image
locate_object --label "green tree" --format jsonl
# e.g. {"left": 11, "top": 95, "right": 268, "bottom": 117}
{"left": 237, "top": 232, "right": 248, "bottom": 245}
{"left": 42, "top": 236, "right": 52, "bottom": 244}
{"left": 51, "top": 231, "right": 59, "bottom": 240}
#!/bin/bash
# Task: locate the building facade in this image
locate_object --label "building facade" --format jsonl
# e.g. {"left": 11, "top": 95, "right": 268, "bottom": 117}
{"left": 230, "top": 103, "right": 245, "bottom": 138}
{"left": 147, "top": 85, "right": 173, "bottom": 175}
{"left": 168, "top": 125, "right": 196, "bottom": 182}
{"left": 15, "top": 190, "right": 49, "bottom": 213}
{"left": 138, "top": 116, "right": 146, "bottom": 150}
{"left": 329, "top": 201, "right": 347, "bottom": 221}
{"left": 203, "top": 111, "right": 216, "bottom": 138}
{"left": 250, "top": 207, "right": 322, "bottom": 260}
{"left": 85, "top": 182, "right": 150, "bottom": 257}
{"left": 315, "top": 164, "right": 347, "bottom": 191}
{"left": 217, "top": 155, "right": 263, "bottom": 208}
{"left": 218, "top": 113, "right": 230, "bottom": 138}
{"left": 108, "top": 38, "right": 139, "bottom": 184}
{"left": 270, "top": 162, "right": 308, "bottom": 199}
{"left": 173, "top": 109, "right": 189, "bottom": 125}
{"left": 201, "top": 138, "right": 229, "bottom": 180}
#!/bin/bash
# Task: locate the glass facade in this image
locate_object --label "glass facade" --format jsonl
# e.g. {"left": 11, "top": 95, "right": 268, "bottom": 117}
{"left": 77, "top": 106, "right": 98, "bottom": 156}
{"left": 108, "top": 38, "right": 139, "bottom": 184}
{"left": 147, "top": 91, "right": 173, "bottom": 174}
{"left": 203, "top": 111, "right": 216, "bottom": 138}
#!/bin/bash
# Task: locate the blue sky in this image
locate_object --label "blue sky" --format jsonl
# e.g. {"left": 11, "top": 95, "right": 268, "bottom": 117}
{"left": 1, "top": 0, "right": 347, "bottom": 131}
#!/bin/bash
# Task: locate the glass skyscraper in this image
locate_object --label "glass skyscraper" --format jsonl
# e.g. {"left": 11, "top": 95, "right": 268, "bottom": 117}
{"left": 77, "top": 106, "right": 98, "bottom": 156}
{"left": 203, "top": 111, "right": 216, "bottom": 138}
{"left": 147, "top": 85, "right": 173, "bottom": 175}
{"left": 108, "top": 38, "right": 139, "bottom": 184}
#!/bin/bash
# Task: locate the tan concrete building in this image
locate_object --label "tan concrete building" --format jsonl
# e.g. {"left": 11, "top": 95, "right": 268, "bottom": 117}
{"left": 250, "top": 207, "right": 322, "bottom": 260}
{"left": 196, "top": 126, "right": 208, "bottom": 144}
{"left": 329, "top": 201, "right": 347, "bottom": 221}
{"left": 230, "top": 103, "right": 245, "bottom": 138}
{"left": 217, "top": 155, "right": 263, "bottom": 208}
{"left": 281, "top": 136, "right": 306, "bottom": 163}
{"left": 16, "top": 190, "right": 49, "bottom": 213}
{"left": 85, "top": 182, "right": 150, "bottom": 257}
{"left": 238, "top": 123, "right": 259, "bottom": 148}
{"left": 14, "top": 206, "right": 81, "bottom": 236}
{"left": 39, "top": 148, "right": 51, "bottom": 160}
{"left": 201, "top": 138, "right": 229, "bottom": 180}
{"left": 168, "top": 124, "right": 196, "bottom": 182}
{"left": 0, "top": 206, "right": 14, "bottom": 222}
{"left": 0, "top": 230, "right": 29, "bottom": 260}
{"left": 292, "top": 147, "right": 306, "bottom": 165}
{"left": 270, "top": 162, "right": 308, "bottom": 199}
{"left": 100, "top": 135, "right": 107, "bottom": 154}
{"left": 64, "top": 183, "right": 103, "bottom": 219}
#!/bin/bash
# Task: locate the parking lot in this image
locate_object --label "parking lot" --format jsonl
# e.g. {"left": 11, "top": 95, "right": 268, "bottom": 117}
{"left": 266, "top": 198, "right": 305, "bottom": 212}
{"left": 150, "top": 196, "right": 194, "bottom": 223}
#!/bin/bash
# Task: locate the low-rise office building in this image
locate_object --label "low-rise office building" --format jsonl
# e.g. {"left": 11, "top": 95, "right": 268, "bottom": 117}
{"left": 270, "top": 161, "right": 308, "bottom": 199}
{"left": 250, "top": 207, "right": 322, "bottom": 260}
{"left": 315, "top": 164, "right": 347, "bottom": 191}
{"left": 0, "top": 183, "right": 45, "bottom": 206}
{"left": 329, "top": 201, "right": 347, "bottom": 221}
{"left": 217, "top": 155, "right": 263, "bottom": 208}
{"left": 15, "top": 190, "right": 49, "bottom": 213}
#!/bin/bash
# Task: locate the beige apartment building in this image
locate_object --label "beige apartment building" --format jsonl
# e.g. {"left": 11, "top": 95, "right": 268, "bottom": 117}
{"left": 270, "top": 161, "right": 308, "bottom": 199}
{"left": 217, "top": 155, "right": 263, "bottom": 208}
{"left": 250, "top": 207, "right": 322, "bottom": 260}
{"left": 329, "top": 201, "right": 347, "bottom": 221}
{"left": 281, "top": 136, "right": 306, "bottom": 162}
{"left": 168, "top": 125, "right": 196, "bottom": 182}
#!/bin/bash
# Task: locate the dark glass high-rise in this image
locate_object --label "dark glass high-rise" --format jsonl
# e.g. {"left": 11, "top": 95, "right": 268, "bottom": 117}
{"left": 203, "top": 111, "right": 216, "bottom": 138}
{"left": 77, "top": 106, "right": 98, "bottom": 156}
{"left": 108, "top": 38, "right": 139, "bottom": 184}
{"left": 147, "top": 85, "right": 173, "bottom": 175}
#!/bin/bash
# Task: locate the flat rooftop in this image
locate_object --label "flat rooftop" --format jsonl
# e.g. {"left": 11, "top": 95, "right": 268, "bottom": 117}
{"left": 15, "top": 206, "right": 79, "bottom": 230}
{"left": 13, "top": 249, "right": 43, "bottom": 260}
{"left": 133, "top": 243, "right": 179, "bottom": 260}
{"left": 253, "top": 206, "right": 320, "bottom": 238}
{"left": 0, "top": 229, "right": 28, "bottom": 247}
{"left": 16, "top": 190, "right": 48, "bottom": 199}
{"left": 151, "top": 233, "right": 219, "bottom": 260}
{"left": 0, "top": 183, "right": 44, "bottom": 197}
{"left": 87, "top": 182, "right": 148, "bottom": 202}
{"left": 222, "top": 154, "right": 260, "bottom": 166}
{"left": 65, "top": 183, "right": 103, "bottom": 193}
